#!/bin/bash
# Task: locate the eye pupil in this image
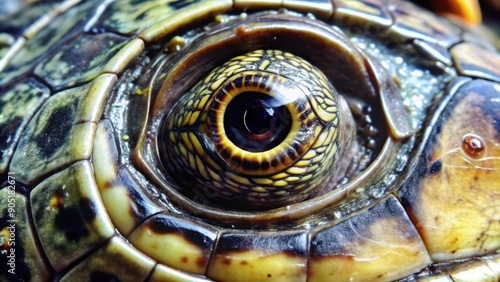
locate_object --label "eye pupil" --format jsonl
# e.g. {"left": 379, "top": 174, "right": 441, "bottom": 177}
{"left": 244, "top": 102, "right": 275, "bottom": 135}
{"left": 224, "top": 92, "right": 291, "bottom": 152}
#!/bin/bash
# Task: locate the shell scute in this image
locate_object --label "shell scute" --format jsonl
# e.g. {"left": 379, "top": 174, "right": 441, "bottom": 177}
{"left": 399, "top": 79, "right": 500, "bottom": 262}
{"left": 309, "top": 196, "right": 431, "bottom": 281}
{"left": 332, "top": 0, "right": 392, "bottom": 31}
{"left": 34, "top": 33, "right": 128, "bottom": 91}
{"left": 61, "top": 236, "right": 155, "bottom": 281}
{"left": 0, "top": 0, "right": 100, "bottom": 84}
{"left": 9, "top": 74, "right": 115, "bottom": 185}
{"left": 451, "top": 42, "right": 500, "bottom": 83}
{"left": 0, "top": 188, "right": 51, "bottom": 281}
{"left": 387, "top": 0, "right": 461, "bottom": 47}
{"left": 207, "top": 230, "right": 309, "bottom": 282}
{"left": 30, "top": 161, "right": 114, "bottom": 272}
{"left": 0, "top": 78, "right": 49, "bottom": 173}
{"left": 129, "top": 213, "right": 218, "bottom": 275}
{"left": 93, "top": 119, "right": 162, "bottom": 236}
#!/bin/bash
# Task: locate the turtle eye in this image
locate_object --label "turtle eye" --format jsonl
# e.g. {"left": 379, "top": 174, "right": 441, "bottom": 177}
{"left": 159, "top": 50, "right": 355, "bottom": 209}
{"left": 224, "top": 91, "right": 291, "bottom": 152}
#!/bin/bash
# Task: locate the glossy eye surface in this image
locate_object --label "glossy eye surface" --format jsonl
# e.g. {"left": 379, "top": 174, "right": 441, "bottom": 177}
{"left": 224, "top": 91, "right": 292, "bottom": 152}
{"left": 160, "top": 49, "right": 355, "bottom": 209}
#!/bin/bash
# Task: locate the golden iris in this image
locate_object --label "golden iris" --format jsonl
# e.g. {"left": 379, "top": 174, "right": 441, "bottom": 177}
{"left": 160, "top": 49, "right": 355, "bottom": 209}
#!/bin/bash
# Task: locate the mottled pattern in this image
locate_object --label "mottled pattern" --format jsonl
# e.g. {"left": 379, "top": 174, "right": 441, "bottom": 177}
{"left": 0, "top": 79, "right": 49, "bottom": 173}
{"left": 30, "top": 161, "right": 114, "bottom": 271}
{"left": 9, "top": 74, "right": 115, "bottom": 185}
{"left": 399, "top": 79, "right": 500, "bottom": 262}
{"left": 0, "top": 0, "right": 99, "bottom": 85}
{"left": 0, "top": 188, "right": 50, "bottom": 282}
{"left": 34, "top": 33, "right": 128, "bottom": 90}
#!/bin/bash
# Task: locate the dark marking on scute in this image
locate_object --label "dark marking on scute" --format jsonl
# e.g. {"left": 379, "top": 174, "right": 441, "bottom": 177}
{"left": 34, "top": 105, "right": 75, "bottom": 158}
{"left": 148, "top": 216, "right": 175, "bottom": 234}
{"left": 79, "top": 198, "right": 97, "bottom": 223}
{"left": 240, "top": 261, "right": 248, "bottom": 265}
{"left": 427, "top": 160, "right": 442, "bottom": 175}
{"left": 104, "top": 180, "right": 113, "bottom": 189}
{"left": 106, "top": 167, "right": 156, "bottom": 222}
{"left": 268, "top": 274, "right": 272, "bottom": 278}
{"left": 146, "top": 215, "right": 217, "bottom": 252}
{"left": 222, "top": 258, "right": 231, "bottom": 265}
{"left": 168, "top": 0, "right": 198, "bottom": 10}
{"left": 181, "top": 256, "right": 188, "bottom": 263}
{"left": 0, "top": 115, "right": 21, "bottom": 159}
{"left": 215, "top": 231, "right": 308, "bottom": 256}
{"left": 90, "top": 271, "right": 121, "bottom": 282}
{"left": 38, "top": 28, "right": 58, "bottom": 48}
{"left": 305, "top": 120, "right": 314, "bottom": 129}
{"left": 270, "top": 158, "right": 279, "bottom": 167}
{"left": 55, "top": 204, "right": 89, "bottom": 242}
{"left": 1, "top": 209, "right": 31, "bottom": 281}
{"left": 279, "top": 153, "right": 286, "bottom": 163}
{"left": 311, "top": 197, "right": 409, "bottom": 257}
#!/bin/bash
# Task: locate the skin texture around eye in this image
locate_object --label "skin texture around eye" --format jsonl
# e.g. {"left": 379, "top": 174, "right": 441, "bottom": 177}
{"left": 160, "top": 49, "right": 356, "bottom": 209}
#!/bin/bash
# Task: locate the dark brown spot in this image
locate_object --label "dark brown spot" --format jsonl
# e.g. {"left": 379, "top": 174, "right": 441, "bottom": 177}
{"left": 462, "top": 134, "right": 485, "bottom": 159}
{"left": 104, "top": 180, "right": 113, "bottom": 189}
{"left": 222, "top": 258, "right": 232, "bottom": 265}
{"left": 240, "top": 261, "right": 248, "bottom": 265}
{"left": 79, "top": 198, "right": 97, "bottom": 222}
{"left": 181, "top": 256, "right": 188, "bottom": 263}
{"left": 196, "top": 257, "right": 207, "bottom": 268}
{"left": 267, "top": 274, "right": 272, "bottom": 278}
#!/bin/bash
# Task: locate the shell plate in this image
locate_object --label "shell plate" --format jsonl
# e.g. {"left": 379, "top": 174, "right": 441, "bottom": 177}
{"left": 1, "top": 0, "right": 500, "bottom": 281}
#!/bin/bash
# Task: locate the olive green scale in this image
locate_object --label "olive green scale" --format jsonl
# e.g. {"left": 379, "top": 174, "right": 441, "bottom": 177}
{"left": 1, "top": 0, "right": 500, "bottom": 282}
